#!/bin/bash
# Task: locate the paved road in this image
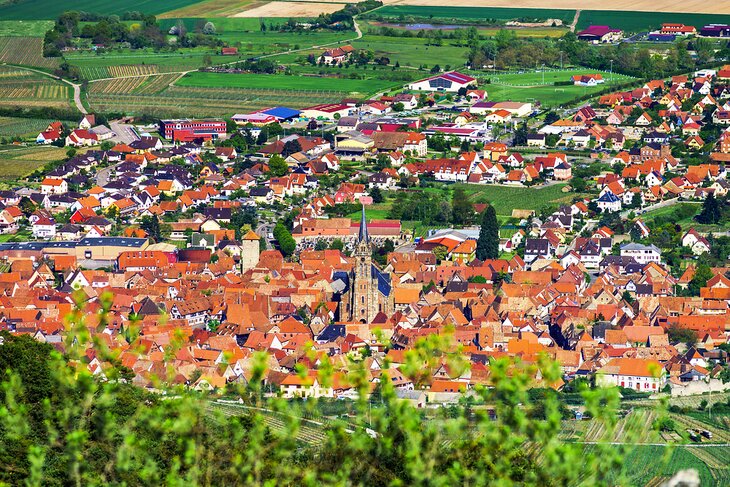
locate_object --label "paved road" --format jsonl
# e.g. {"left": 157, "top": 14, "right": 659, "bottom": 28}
{"left": 96, "top": 166, "right": 113, "bottom": 187}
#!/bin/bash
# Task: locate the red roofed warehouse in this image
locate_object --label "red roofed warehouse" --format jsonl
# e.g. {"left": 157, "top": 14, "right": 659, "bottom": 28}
{"left": 577, "top": 25, "right": 623, "bottom": 43}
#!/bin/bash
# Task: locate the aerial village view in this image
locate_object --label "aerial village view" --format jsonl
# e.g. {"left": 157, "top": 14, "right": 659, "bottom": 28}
{"left": 5, "top": 0, "right": 730, "bottom": 484}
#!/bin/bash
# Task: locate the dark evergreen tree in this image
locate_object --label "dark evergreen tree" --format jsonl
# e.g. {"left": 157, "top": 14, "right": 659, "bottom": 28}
{"left": 476, "top": 205, "right": 499, "bottom": 260}
{"left": 697, "top": 193, "right": 721, "bottom": 224}
{"left": 451, "top": 188, "right": 474, "bottom": 225}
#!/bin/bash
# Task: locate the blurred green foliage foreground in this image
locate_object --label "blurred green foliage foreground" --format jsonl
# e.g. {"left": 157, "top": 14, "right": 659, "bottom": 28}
{"left": 0, "top": 293, "right": 651, "bottom": 486}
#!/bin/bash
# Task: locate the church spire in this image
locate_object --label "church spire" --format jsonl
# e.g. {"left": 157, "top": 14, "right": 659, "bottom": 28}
{"left": 358, "top": 204, "right": 369, "bottom": 243}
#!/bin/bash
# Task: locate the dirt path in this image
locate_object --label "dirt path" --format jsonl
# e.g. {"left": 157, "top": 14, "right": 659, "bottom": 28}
{"left": 569, "top": 9, "right": 581, "bottom": 32}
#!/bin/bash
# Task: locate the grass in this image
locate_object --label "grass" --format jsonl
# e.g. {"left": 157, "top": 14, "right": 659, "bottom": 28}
{"left": 486, "top": 69, "right": 633, "bottom": 86}
{"left": 157, "top": 20, "right": 354, "bottom": 50}
{"left": 0, "top": 20, "right": 53, "bottom": 37}
{"left": 176, "top": 71, "right": 398, "bottom": 95}
{"left": 576, "top": 11, "right": 730, "bottom": 33}
{"left": 0, "top": 36, "right": 60, "bottom": 69}
{"left": 0, "top": 0, "right": 205, "bottom": 20}
{"left": 371, "top": 6, "right": 575, "bottom": 24}
{"left": 605, "top": 445, "right": 713, "bottom": 486}
{"left": 0, "top": 117, "right": 73, "bottom": 137}
{"left": 353, "top": 34, "right": 468, "bottom": 68}
{"left": 0, "top": 145, "right": 68, "bottom": 178}
{"left": 446, "top": 183, "right": 576, "bottom": 218}
{"left": 480, "top": 68, "right": 635, "bottom": 108}
{"left": 639, "top": 202, "right": 704, "bottom": 230}
{"left": 351, "top": 183, "right": 575, "bottom": 227}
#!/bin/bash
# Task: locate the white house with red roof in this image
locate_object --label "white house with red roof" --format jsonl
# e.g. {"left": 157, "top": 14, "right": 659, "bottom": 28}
{"left": 319, "top": 45, "right": 354, "bottom": 65}
{"left": 32, "top": 217, "right": 56, "bottom": 239}
{"left": 407, "top": 71, "right": 476, "bottom": 93}
{"left": 682, "top": 229, "right": 711, "bottom": 255}
{"left": 66, "top": 129, "right": 98, "bottom": 147}
{"left": 572, "top": 74, "right": 604, "bottom": 86}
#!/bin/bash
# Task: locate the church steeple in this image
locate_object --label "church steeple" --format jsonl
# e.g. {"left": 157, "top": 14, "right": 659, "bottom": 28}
{"left": 351, "top": 203, "right": 374, "bottom": 323}
{"left": 358, "top": 204, "right": 369, "bottom": 243}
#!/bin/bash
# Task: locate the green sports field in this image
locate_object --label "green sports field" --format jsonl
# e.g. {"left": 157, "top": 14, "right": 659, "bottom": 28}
{"left": 176, "top": 71, "right": 399, "bottom": 95}
{"left": 481, "top": 68, "right": 635, "bottom": 108}
{"left": 0, "top": 0, "right": 205, "bottom": 20}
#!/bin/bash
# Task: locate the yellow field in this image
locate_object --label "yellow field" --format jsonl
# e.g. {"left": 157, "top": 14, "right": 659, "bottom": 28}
{"left": 380, "top": 0, "right": 730, "bottom": 14}
{"left": 232, "top": 1, "right": 347, "bottom": 17}
{"left": 159, "top": 0, "right": 262, "bottom": 18}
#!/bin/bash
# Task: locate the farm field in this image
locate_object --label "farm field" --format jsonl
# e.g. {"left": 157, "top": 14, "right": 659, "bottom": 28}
{"left": 380, "top": 0, "right": 730, "bottom": 15}
{"left": 364, "top": 21, "right": 568, "bottom": 38}
{"left": 0, "top": 66, "right": 71, "bottom": 110}
{"left": 0, "top": 117, "right": 72, "bottom": 138}
{"left": 158, "top": 18, "right": 354, "bottom": 46}
{"left": 370, "top": 6, "right": 576, "bottom": 23}
{"left": 0, "top": 20, "right": 53, "bottom": 37}
{"left": 89, "top": 73, "right": 183, "bottom": 95}
{"left": 0, "top": 145, "right": 70, "bottom": 179}
{"left": 176, "top": 71, "right": 398, "bottom": 95}
{"left": 0, "top": 0, "right": 207, "bottom": 20}
{"left": 159, "top": 0, "right": 261, "bottom": 18}
{"left": 576, "top": 10, "right": 730, "bottom": 33}
{"left": 65, "top": 50, "right": 231, "bottom": 80}
{"left": 87, "top": 85, "right": 343, "bottom": 117}
{"left": 0, "top": 36, "right": 60, "bottom": 70}
{"left": 233, "top": 2, "right": 345, "bottom": 17}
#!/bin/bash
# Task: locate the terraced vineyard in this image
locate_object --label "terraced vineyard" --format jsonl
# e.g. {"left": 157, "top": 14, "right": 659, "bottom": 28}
{"left": 88, "top": 73, "right": 184, "bottom": 96}
{"left": 209, "top": 402, "right": 328, "bottom": 445}
{"left": 0, "top": 66, "right": 70, "bottom": 109}
{"left": 0, "top": 117, "right": 71, "bottom": 137}
{"left": 0, "top": 36, "right": 60, "bottom": 69}
{"left": 689, "top": 446, "right": 730, "bottom": 485}
{"left": 87, "top": 85, "right": 345, "bottom": 117}
{"left": 671, "top": 413, "right": 730, "bottom": 443}
{"left": 89, "top": 76, "right": 149, "bottom": 95}
{"left": 0, "top": 144, "right": 70, "bottom": 178}
{"left": 107, "top": 64, "right": 159, "bottom": 78}
{"left": 135, "top": 74, "right": 182, "bottom": 95}
{"left": 77, "top": 66, "right": 110, "bottom": 80}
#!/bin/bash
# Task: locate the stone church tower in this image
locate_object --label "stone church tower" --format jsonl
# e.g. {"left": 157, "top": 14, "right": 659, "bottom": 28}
{"left": 351, "top": 205, "right": 377, "bottom": 323}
